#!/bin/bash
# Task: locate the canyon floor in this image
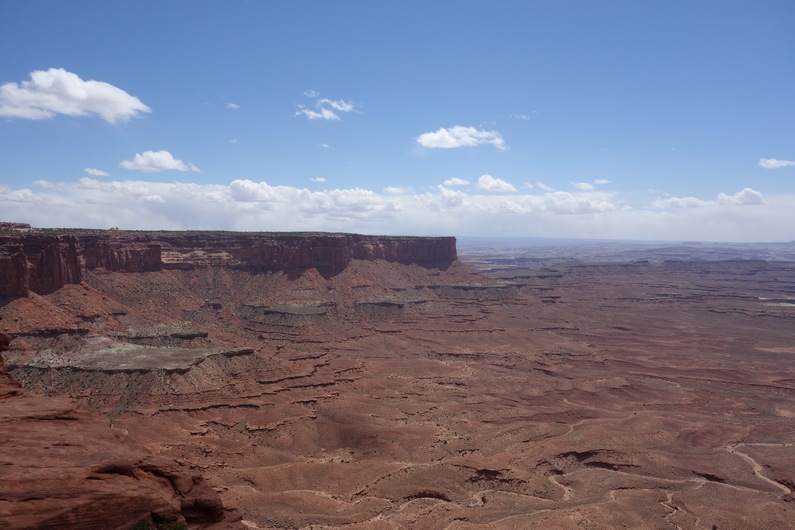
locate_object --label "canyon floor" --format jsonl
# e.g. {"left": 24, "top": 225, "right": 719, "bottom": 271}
{"left": 2, "top": 245, "right": 795, "bottom": 529}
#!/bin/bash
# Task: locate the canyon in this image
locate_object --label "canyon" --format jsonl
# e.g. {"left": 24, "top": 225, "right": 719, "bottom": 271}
{"left": 1, "top": 228, "right": 794, "bottom": 529}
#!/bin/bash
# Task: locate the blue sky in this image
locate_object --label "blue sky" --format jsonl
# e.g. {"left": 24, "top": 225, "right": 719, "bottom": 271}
{"left": 1, "top": 1, "right": 793, "bottom": 241}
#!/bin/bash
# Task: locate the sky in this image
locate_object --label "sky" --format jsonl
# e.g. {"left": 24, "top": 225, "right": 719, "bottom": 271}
{"left": 1, "top": 1, "right": 794, "bottom": 242}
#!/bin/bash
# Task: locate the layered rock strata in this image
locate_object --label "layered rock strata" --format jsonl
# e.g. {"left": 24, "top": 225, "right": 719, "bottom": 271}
{"left": 0, "top": 235, "right": 82, "bottom": 297}
{"left": 0, "top": 231, "right": 457, "bottom": 297}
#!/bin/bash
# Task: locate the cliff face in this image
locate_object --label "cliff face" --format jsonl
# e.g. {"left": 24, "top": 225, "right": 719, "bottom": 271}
{"left": 0, "top": 231, "right": 457, "bottom": 296}
{"left": 155, "top": 233, "right": 457, "bottom": 271}
{"left": 0, "top": 235, "right": 82, "bottom": 297}
{"left": 0, "top": 244, "right": 28, "bottom": 297}
{"left": 79, "top": 235, "right": 162, "bottom": 273}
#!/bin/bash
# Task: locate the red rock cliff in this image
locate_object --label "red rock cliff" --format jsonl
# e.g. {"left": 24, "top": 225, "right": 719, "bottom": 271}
{"left": 0, "top": 235, "right": 82, "bottom": 297}
{"left": 0, "top": 244, "right": 29, "bottom": 297}
{"left": 152, "top": 233, "right": 457, "bottom": 272}
{"left": 0, "top": 231, "right": 457, "bottom": 296}
{"left": 79, "top": 235, "right": 162, "bottom": 273}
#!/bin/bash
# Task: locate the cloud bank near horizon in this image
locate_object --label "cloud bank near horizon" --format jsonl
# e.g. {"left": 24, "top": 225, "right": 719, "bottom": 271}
{"left": 0, "top": 178, "right": 785, "bottom": 243}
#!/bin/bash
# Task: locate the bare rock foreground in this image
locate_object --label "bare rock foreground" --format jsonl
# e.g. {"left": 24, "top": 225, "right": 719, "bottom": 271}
{"left": 1, "top": 230, "right": 794, "bottom": 529}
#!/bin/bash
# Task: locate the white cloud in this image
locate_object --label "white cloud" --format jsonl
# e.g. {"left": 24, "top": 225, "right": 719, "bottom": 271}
{"left": 653, "top": 188, "right": 764, "bottom": 209}
{"left": 434, "top": 185, "right": 467, "bottom": 207}
{"left": 509, "top": 113, "right": 530, "bottom": 120}
{"left": 304, "top": 89, "right": 320, "bottom": 98}
{"left": 229, "top": 139, "right": 238, "bottom": 144}
{"left": 384, "top": 186, "right": 411, "bottom": 194}
{"left": 1, "top": 178, "right": 787, "bottom": 242}
{"left": 759, "top": 158, "right": 795, "bottom": 169}
{"left": 311, "top": 177, "right": 326, "bottom": 183}
{"left": 34, "top": 179, "right": 64, "bottom": 190}
{"left": 296, "top": 95, "right": 357, "bottom": 121}
{"left": 416, "top": 126, "right": 506, "bottom": 150}
{"left": 84, "top": 168, "right": 110, "bottom": 177}
{"left": 296, "top": 106, "right": 340, "bottom": 120}
{"left": 536, "top": 181, "right": 554, "bottom": 191}
{"left": 572, "top": 181, "right": 594, "bottom": 191}
{"left": 319, "top": 99, "right": 354, "bottom": 112}
{"left": 119, "top": 150, "right": 199, "bottom": 173}
{"left": 319, "top": 143, "right": 330, "bottom": 149}
{"left": 717, "top": 188, "right": 764, "bottom": 205}
{"left": 443, "top": 177, "right": 470, "bottom": 187}
{"left": 477, "top": 174, "right": 517, "bottom": 193}
{"left": 0, "top": 68, "right": 150, "bottom": 123}
{"left": 226, "top": 102, "right": 240, "bottom": 110}
{"left": 594, "top": 178, "right": 611, "bottom": 185}
{"left": 651, "top": 195, "right": 710, "bottom": 209}
{"left": 523, "top": 182, "right": 534, "bottom": 189}
{"left": 536, "top": 191, "right": 616, "bottom": 214}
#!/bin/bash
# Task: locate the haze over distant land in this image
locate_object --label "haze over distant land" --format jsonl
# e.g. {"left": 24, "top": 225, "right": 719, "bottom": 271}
{"left": 456, "top": 237, "right": 795, "bottom": 273}
{"left": 1, "top": 2, "right": 794, "bottom": 241}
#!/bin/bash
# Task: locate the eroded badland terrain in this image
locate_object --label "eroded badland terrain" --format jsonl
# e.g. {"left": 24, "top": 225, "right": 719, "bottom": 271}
{"left": 1, "top": 229, "right": 794, "bottom": 529}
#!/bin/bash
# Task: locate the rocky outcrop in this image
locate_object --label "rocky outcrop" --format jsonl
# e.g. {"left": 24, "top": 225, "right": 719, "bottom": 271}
{"left": 349, "top": 235, "right": 458, "bottom": 267}
{"left": 0, "top": 235, "right": 82, "bottom": 297}
{"left": 0, "top": 222, "right": 31, "bottom": 230}
{"left": 0, "top": 231, "right": 458, "bottom": 296}
{"left": 79, "top": 235, "right": 162, "bottom": 273}
{"left": 0, "top": 244, "right": 29, "bottom": 297}
{"left": 0, "top": 331, "right": 17, "bottom": 394}
{"left": 149, "top": 232, "right": 457, "bottom": 272}
{"left": 0, "top": 332, "right": 230, "bottom": 529}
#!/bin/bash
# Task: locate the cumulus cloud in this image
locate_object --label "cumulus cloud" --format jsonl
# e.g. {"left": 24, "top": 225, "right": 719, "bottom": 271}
{"left": 653, "top": 188, "right": 764, "bottom": 209}
{"left": 296, "top": 94, "right": 357, "bottom": 121}
{"left": 303, "top": 89, "right": 320, "bottom": 98}
{"left": 119, "top": 150, "right": 199, "bottom": 173}
{"left": 384, "top": 186, "right": 411, "bottom": 194}
{"left": 477, "top": 174, "right": 517, "bottom": 193}
{"left": 227, "top": 180, "right": 389, "bottom": 217}
{"left": 572, "top": 182, "right": 594, "bottom": 191}
{"left": 0, "top": 68, "right": 150, "bottom": 123}
{"left": 717, "top": 188, "right": 764, "bottom": 205}
{"left": 594, "top": 179, "right": 611, "bottom": 185}
{"left": 226, "top": 102, "right": 240, "bottom": 110}
{"left": 84, "top": 168, "right": 110, "bottom": 177}
{"left": 535, "top": 191, "right": 616, "bottom": 214}
{"left": 34, "top": 179, "right": 64, "bottom": 191}
{"left": 311, "top": 177, "right": 326, "bottom": 183}
{"left": 759, "top": 158, "right": 795, "bottom": 169}
{"left": 443, "top": 177, "right": 470, "bottom": 187}
{"left": 434, "top": 185, "right": 467, "bottom": 207}
{"left": 536, "top": 181, "right": 554, "bottom": 191}
{"left": 416, "top": 126, "right": 506, "bottom": 150}
{"left": 651, "top": 196, "right": 711, "bottom": 209}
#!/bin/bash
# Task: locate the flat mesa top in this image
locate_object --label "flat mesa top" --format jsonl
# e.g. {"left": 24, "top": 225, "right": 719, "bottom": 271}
{"left": 0, "top": 227, "right": 455, "bottom": 239}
